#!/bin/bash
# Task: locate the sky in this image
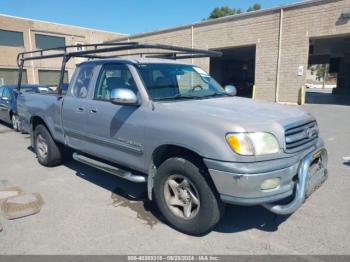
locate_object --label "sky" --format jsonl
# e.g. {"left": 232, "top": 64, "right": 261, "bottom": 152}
{"left": 0, "top": 0, "right": 298, "bottom": 35}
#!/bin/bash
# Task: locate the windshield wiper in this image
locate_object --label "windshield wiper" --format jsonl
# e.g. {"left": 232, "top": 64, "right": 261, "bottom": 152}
{"left": 154, "top": 94, "right": 203, "bottom": 101}
{"left": 153, "top": 91, "right": 227, "bottom": 101}
{"left": 201, "top": 92, "right": 227, "bottom": 98}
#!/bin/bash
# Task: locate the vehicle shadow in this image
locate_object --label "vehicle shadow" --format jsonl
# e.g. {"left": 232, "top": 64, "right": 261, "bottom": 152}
{"left": 27, "top": 146, "right": 35, "bottom": 153}
{"left": 0, "top": 121, "right": 13, "bottom": 133}
{"left": 61, "top": 156, "right": 290, "bottom": 234}
{"left": 26, "top": 145, "right": 290, "bottom": 235}
{"left": 63, "top": 158, "right": 163, "bottom": 229}
{"left": 214, "top": 205, "right": 289, "bottom": 233}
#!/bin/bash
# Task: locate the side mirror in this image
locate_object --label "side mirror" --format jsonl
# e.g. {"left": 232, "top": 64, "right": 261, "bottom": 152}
{"left": 225, "top": 85, "right": 237, "bottom": 96}
{"left": 110, "top": 88, "right": 138, "bottom": 105}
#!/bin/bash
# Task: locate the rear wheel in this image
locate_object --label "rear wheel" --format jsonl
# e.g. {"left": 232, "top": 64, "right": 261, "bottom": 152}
{"left": 34, "top": 124, "right": 63, "bottom": 167}
{"left": 153, "top": 156, "right": 224, "bottom": 235}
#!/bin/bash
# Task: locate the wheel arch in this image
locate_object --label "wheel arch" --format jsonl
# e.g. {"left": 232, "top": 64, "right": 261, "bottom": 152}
{"left": 147, "top": 144, "right": 209, "bottom": 201}
{"left": 30, "top": 115, "right": 53, "bottom": 147}
{"left": 152, "top": 144, "right": 206, "bottom": 169}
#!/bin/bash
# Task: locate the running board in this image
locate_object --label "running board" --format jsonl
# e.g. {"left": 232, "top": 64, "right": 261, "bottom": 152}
{"left": 72, "top": 153, "right": 146, "bottom": 183}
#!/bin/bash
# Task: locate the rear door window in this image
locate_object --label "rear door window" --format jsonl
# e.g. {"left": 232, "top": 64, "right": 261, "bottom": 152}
{"left": 72, "top": 65, "right": 94, "bottom": 98}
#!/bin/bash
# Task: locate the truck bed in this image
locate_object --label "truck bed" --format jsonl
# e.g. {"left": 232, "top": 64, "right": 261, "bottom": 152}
{"left": 17, "top": 92, "right": 64, "bottom": 143}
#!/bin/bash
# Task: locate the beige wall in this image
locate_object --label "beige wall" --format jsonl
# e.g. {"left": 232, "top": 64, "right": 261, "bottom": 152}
{"left": 114, "top": 0, "right": 350, "bottom": 103}
{"left": 0, "top": 14, "right": 126, "bottom": 84}
{"left": 278, "top": 0, "right": 350, "bottom": 103}
{"left": 192, "top": 11, "right": 281, "bottom": 102}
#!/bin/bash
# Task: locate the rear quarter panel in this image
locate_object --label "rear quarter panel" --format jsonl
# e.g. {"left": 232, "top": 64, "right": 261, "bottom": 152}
{"left": 17, "top": 93, "right": 64, "bottom": 142}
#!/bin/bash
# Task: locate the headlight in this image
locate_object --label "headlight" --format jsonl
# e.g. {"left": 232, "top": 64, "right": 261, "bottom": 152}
{"left": 226, "top": 132, "right": 280, "bottom": 156}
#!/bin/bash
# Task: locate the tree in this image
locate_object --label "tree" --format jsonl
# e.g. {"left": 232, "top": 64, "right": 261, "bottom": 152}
{"left": 208, "top": 6, "right": 242, "bottom": 19}
{"left": 247, "top": 3, "right": 262, "bottom": 12}
{"left": 206, "top": 3, "right": 261, "bottom": 20}
{"left": 310, "top": 64, "right": 329, "bottom": 88}
{"left": 315, "top": 64, "right": 329, "bottom": 88}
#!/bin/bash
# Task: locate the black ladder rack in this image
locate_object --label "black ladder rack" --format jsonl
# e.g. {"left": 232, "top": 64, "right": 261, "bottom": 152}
{"left": 16, "top": 42, "right": 222, "bottom": 93}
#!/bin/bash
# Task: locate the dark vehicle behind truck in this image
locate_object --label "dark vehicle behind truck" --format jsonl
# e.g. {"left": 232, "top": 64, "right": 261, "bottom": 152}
{"left": 0, "top": 84, "right": 51, "bottom": 131}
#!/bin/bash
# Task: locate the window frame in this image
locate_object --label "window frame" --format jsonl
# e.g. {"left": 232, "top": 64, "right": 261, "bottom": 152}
{"left": 70, "top": 64, "right": 95, "bottom": 99}
{"left": 0, "top": 68, "right": 28, "bottom": 85}
{"left": 35, "top": 33, "right": 66, "bottom": 50}
{"left": 38, "top": 69, "right": 69, "bottom": 86}
{"left": 0, "top": 29, "right": 24, "bottom": 47}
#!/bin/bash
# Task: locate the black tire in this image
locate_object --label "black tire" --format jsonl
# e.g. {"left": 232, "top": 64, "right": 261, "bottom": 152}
{"left": 34, "top": 124, "right": 63, "bottom": 167}
{"left": 153, "top": 156, "right": 224, "bottom": 235}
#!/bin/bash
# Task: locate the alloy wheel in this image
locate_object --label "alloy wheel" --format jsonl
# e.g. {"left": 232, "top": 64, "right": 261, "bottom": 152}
{"left": 163, "top": 174, "right": 200, "bottom": 220}
{"left": 12, "top": 115, "right": 18, "bottom": 130}
{"left": 36, "top": 134, "right": 48, "bottom": 159}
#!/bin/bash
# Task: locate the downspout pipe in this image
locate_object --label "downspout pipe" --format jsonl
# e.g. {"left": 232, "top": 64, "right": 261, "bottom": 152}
{"left": 28, "top": 28, "right": 36, "bottom": 84}
{"left": 191, "top": 26, "right": 194, "bottom": 65}
{"left": 275, "top": 8, "right": 283, "bottom": 103}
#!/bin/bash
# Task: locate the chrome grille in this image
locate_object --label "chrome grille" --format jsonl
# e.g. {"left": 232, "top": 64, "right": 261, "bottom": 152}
{"left": 285, "top": 121, "right": 319, "bottom": 153}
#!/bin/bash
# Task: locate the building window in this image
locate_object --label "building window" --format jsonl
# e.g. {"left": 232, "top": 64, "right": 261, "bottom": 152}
{"left": 38, "top": 70, "right": 68, "bottom": 86}
{"left": 0, "top": 69, "right": 28, "bottom": 86}
{"left": 35, "top": 34, "right": 66, "bottom": 50}
{"left": 0, "top": 29, "right": 24, "bottom": 47}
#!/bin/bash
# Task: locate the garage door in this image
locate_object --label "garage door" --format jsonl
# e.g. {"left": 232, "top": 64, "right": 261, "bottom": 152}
{"left": 0, "top": 68, "right": 28, "bottom": 86}
{"left": 38, "top": 70, "right": 68, "bottom": 86}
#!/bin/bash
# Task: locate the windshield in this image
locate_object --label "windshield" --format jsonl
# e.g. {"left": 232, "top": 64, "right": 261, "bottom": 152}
{"left": 137, "top": 63, "right": 226, "bottom": 101}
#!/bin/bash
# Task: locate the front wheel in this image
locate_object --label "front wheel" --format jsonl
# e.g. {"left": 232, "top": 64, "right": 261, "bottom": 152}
{"left": 153, "top": 157, "right": 224, "bottom": 235}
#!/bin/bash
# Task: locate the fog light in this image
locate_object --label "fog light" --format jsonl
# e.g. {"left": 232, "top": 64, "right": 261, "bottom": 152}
{"left": 261, "top": 178, "right": 281, "bottom": 190}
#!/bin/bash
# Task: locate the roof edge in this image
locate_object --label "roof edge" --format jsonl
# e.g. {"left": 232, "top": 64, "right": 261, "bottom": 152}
{"left": 110, "top": 0, "right": 331, "bottom": 42}
{"left": 0, "top": 13, "right": 129, "bottom": 36}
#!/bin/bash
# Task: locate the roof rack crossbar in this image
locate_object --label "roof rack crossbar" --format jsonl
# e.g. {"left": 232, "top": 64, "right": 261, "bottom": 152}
{"left": 17, "top": 42, "right": 222, "bottom": 66}
{"left": 18, "top": 42, "right": 139, "bottom": 57}
{"left": 148, "top": 54, "right": 218, "bottom": 60}
{"left": 16, "top": 42, "right": 222, "bottom": 93}
{"left": 75, "top": 52, "right": 211, "bottom": 60}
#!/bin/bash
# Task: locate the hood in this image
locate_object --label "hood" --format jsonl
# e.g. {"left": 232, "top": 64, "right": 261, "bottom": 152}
{"left": 156, "top": 96, "right": 313, "bottom": 131}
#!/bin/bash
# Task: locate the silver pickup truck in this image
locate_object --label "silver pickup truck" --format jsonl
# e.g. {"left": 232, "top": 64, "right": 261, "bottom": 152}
{"left": 17, "top": 43, "right": 328, "bottom": 235}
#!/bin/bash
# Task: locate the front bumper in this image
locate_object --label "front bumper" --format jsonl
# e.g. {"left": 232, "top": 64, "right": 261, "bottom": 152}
{"left": 205, "top": 140, "right": 328, "bottom": 215}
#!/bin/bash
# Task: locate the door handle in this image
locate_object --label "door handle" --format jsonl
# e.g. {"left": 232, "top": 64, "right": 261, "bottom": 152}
{"left": 76, "top": 107, "right": 84, "bottom": 112}
{"left": 90, "top": 108, "right": 98, "bottom": 113}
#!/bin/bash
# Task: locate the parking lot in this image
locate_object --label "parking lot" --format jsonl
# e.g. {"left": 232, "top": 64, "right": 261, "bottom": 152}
{"left": 0, "top": 103, "right": 349, "bottom": 255}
